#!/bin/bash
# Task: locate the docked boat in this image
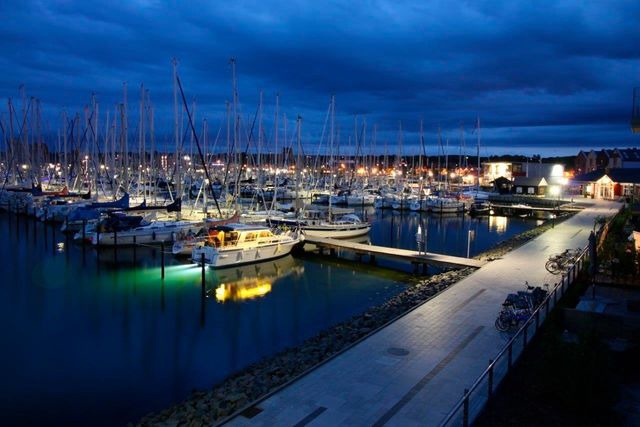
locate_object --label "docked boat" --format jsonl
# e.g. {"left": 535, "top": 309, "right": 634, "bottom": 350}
{"left": 426, "top": 197, "right": 465, "bottom": 214}
{"left": 469, "top": 201, "right": 491, "bottom": 216}
{"left": 269, "top": 211, "right": 371, "bottom": 239}
{"left": 191, "top": 223, "right": 302, "bottom": 268}
{"left": 82, "top": 212, "right": 202, "bottom": 246}
{"left": 171, "top": 213, "right": 242, "bottom": 256}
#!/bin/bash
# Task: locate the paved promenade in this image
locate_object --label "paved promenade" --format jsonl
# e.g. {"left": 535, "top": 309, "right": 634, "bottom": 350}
{"left": 225, "top": 200, "right": 620, "bottom": 427}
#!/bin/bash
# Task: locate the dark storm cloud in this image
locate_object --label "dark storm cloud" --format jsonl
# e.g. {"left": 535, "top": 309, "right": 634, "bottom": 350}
{"left": 1, "top": 0, "right": 639, "bottom": 154}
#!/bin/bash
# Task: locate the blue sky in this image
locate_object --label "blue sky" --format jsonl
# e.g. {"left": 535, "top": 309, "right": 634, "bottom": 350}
{"left": 1, "top": 0, "right": 639, "bottom": 156}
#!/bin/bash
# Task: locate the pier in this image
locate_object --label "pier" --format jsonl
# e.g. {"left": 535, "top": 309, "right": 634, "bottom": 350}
{"left": 488, "top": 203, "right": 583, "bottom": 213}
{"left": 225, "top": 199, "right": 621, "bottom": 427}
{"left": 305, "top": 237, "right": 486, "bottom": 269}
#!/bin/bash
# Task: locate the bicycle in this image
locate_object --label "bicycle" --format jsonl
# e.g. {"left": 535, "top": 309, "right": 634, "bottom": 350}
{"left": 545, "top": 248, "right": 581, "bottom": 275}
{"left": 495, "top": 282, "right": 549, "bottom": 331}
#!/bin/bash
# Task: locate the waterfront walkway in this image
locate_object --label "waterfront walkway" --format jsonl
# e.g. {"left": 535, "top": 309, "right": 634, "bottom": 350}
{"left": 225, "top": 200, "right": 620, "bottom": 427}
{"left": 306, "top": 237, "right": 486, "bottom": 269}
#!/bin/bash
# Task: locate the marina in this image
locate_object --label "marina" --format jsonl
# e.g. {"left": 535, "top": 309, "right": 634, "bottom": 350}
{"left": 2, "top": 1, "right": 639, "bottom": 425}
{"left": 0, "top": 206, "right": 539, "bottom": 426}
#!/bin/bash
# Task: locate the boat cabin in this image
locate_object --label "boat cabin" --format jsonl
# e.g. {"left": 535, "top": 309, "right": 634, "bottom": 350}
{"left": 205, "top": 224, "right": 278, "bottom": 248}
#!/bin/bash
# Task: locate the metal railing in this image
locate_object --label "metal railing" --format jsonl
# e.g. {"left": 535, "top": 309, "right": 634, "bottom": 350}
{"left": 438, "top": 246, "right": 589, "bottom": 427}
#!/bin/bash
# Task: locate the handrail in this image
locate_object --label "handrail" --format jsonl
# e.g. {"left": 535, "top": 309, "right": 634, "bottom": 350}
{"left": 438, "top": 246, "right": 589, "bottom": 427}
{"left": 439, "top": 215, "right": 614, "bottom": 427}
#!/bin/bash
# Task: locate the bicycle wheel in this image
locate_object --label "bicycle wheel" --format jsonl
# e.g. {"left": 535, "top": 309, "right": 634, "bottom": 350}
{"left": 545, "top": 260, "right": 561, "bottom": 274}
{"left": 495, "top": 315, "right": 510, "bottom": 332}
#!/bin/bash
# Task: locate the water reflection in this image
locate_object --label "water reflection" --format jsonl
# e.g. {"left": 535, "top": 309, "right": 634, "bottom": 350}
{"left": 489, "top": 215, "right": 508, "bottom": 233}
{"left": 210, "top": 256, "right": 304, "bottom": 303}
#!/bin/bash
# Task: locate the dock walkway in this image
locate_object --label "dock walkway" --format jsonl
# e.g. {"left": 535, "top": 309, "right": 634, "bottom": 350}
{"left": 226, "top": 200, "right": 620, "bottom": 427}
{"left": 305, "top": 237, "right": 486, "bottom": 269}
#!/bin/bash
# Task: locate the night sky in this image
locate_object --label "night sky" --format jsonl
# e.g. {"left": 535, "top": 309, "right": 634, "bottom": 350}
{"left": 1, "top": 0, "right": 639, "bottom": 156}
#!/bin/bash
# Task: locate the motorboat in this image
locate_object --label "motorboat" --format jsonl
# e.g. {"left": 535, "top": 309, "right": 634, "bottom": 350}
{"left": 191, "top": 223, "right": 302, "bottom": 268}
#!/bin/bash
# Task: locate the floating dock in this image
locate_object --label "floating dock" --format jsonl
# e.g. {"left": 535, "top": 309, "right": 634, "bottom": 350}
{"left": 305, "top": 237, "right": 486, "bottom": 269}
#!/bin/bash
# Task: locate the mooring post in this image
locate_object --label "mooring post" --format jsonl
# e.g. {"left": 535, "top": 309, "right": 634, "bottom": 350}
{"left": 201, "top": 252, "right": 206, "bottom": 292}
{"left": 161, "top": 241, "right": 165, "bottom": 279}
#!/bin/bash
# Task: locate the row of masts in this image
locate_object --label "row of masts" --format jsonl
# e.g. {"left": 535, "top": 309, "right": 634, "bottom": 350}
{"left": 0, "top": 59, "right": 485, "bottom": 208}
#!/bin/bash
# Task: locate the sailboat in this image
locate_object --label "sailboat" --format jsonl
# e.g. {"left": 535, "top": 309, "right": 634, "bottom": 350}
{"left": 269, "top": 97, "right": 371, "bottom": 239}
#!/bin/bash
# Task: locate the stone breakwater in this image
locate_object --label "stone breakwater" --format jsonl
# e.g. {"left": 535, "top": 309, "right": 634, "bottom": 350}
{"left": 137, "top": 216, "right": 571, "bottom": 426}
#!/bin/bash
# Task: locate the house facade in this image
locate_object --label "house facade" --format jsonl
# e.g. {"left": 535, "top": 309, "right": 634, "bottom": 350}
{"left": 572, "top": 168, "right": 640, "bottom": 200}
{"left": 575, "top": 148, "right": 640, "bottom": 174}
{"left": 513, "top": 177, "right": 548, "bottom": 195}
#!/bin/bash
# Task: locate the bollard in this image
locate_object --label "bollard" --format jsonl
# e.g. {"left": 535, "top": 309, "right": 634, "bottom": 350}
{"left": 201, "top": 252, "right": 206, "bottom": 289}
{"left": 161, "top": 242, "right": 165, "bottom": 279}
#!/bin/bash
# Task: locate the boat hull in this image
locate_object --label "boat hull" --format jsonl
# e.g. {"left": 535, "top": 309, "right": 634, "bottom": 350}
{"left": 192, "top": 239, "right": 299, "bottom": 268}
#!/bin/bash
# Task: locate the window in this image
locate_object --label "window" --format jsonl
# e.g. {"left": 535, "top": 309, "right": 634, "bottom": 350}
{"left": 528, "top": 187, "right": 535, "bottom": 194}
{"left": 245, "top": 232, "right": 257, "bottom": 242}
{"left": 516, "top": 187, "right": 523, "bottom": 194}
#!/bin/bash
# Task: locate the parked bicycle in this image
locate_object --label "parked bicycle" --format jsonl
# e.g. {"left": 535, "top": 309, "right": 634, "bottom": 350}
{"left": 495, "top": 282, "right": 549, "bottom": 332}
{"left": 545, "top": 248, "right": 581, "bottom": 275}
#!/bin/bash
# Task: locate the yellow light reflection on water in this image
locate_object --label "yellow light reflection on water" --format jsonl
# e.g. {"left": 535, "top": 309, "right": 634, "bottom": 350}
{"left": 215, "top": 281, "right": 272, "bottom": 302}
{"left": 489, "top": 216, "right": 508, "bottom": 233}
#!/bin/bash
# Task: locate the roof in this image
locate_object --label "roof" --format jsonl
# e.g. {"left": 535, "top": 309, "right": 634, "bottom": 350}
{"left": 572, "top": 169, "right": 606, "bottom": 183}
{"left": 607, "top": 168, "right": 640, "bottom": 183}
{"left": 492, "top": 176, "right": 512, "bottom": 184}
{"left": 618, "top": 148, "right": 640, "bottom": 162}
{"left": 513, "top": 176, "right": 548, "bottom": 186}
{"left": 211, "top": 223, "right": 269, "bottom": 232}
{"left": 572, "top": 168, "right": 640, "bottom": 184}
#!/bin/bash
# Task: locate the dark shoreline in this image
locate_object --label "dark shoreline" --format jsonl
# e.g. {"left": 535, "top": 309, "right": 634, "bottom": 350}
{"left": 137, "top": 214, "right": 573, "bottom": 426}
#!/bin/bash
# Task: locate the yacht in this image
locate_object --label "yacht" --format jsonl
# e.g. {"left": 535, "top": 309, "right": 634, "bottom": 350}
{"left": 269, "top": 211, "right": 371, "bottom": 239}
{"left": 192, "top": 223, "right": 302, "bottom": 268}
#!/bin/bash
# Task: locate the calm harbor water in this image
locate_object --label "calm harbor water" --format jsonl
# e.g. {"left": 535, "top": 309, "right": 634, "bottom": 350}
{"left": 0, "top": 210, "right": 538, "bottom": 426}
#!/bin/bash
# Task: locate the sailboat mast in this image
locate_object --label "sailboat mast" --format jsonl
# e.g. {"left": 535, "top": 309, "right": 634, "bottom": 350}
{"left": 172, "top": 58, "right": 181, "bottom": 215}
{"left": 231, "top": 58, "right": 239, "bottom": 213}
{"left": 476, "top": 116, "right": 481, "bottom": 192}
